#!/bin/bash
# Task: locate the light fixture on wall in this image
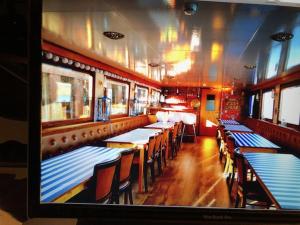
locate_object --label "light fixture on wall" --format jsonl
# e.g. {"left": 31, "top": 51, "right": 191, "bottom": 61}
{"left": 103, "top": 31, "right": 125, "bottom": 40}
{"left": 270, "top": 32, "right": 293, "bottom": 42}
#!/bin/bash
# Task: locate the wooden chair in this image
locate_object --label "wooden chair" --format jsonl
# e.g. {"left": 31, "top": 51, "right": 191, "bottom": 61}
{"left": 154, "top": 133, "right": 163, "bottom": 175}
{"left": 234, "top": 150, "right": 271, "bottom": 208}
{"left": 223, "top": 133, "right": 236, "bottom": 193}
{"left": 69, "top": 154, "right": 121, "bottom": 204}
{"left": 113, "top": 149, "right": 135, "bottom": 204}
{"left": 219, "top": 125, "right": 226, "bottom": 161}
{"left": 144, "top": 135, "right": 156, "bottom": 192}
{"left": 171, "top": 122, "right": 179, "bottom": 159}
{"left": 176, "top": 121, "right": 183, "bottom": 151}
{"left": 161, "top": 129, "right": 169, "bottom": 167}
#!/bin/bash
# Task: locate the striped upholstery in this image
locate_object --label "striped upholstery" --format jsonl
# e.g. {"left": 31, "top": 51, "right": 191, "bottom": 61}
{"left": 232, "top": 133, "right": 280, "bottom": 149}
{"left": 41, "top": 146, "right": 129, "bottom": 202}
{"left": 220, "top": 120, "right": 239, "bottom": 125}
{"left": 244, "top": 153, "right": 300, "bottom": 209}
{"left": 224, "top": 125, "right": 252, "bottom": 132}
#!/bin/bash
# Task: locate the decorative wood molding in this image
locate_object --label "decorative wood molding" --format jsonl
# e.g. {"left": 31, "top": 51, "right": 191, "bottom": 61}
{"left": 42, "top": 41, "right": 161, "bottom": 89}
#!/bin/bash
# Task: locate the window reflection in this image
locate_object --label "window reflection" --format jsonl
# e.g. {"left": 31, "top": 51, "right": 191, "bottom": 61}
{"left": 266, "top": 42, "right": 282, "bottom": 79}
{"left": 286, "top": 26, "right": 300, "bottom": 70}
{"left": 107, "top": 79, "right": 129, "bottom": 115}
{"left": 279, "top": 86, "right": 300, "bottom": 125}
{"left": 135, "top": 86, "right": 149, "bottom": 114}
{"left": 41, "top": 64, "right": 93, "bottom": 122}
{"left": 261, "top": 90, "right": 274, "bottom": 120}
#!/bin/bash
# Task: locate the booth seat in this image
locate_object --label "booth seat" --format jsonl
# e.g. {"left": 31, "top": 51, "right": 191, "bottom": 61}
{"left": 41, "top": 115, "right": 151, "bottom": 160}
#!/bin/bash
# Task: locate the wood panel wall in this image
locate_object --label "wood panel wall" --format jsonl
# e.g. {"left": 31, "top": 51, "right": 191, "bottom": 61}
{"left": 244, "top": 118, "right": 300, "bottom": 156}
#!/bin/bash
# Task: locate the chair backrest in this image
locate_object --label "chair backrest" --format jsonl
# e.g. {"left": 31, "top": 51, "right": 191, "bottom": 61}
{"left": 219, "top": 125, "right": 225, "bottom": 141}
{"left": 177, "top": 121, "right": 183, "bottom": 136}
{"left": 182, "top": 113, "right": 196, "bottom": 125}
{"left": 119, "top": 149, "right": 135, "bottom": 184}
{"left": 147, "top": 136, "right": 156, "bottom": 160}
{"left": 92, "top": 154, "right": 121, "bottom": 203}
{"left": 154, "top": 133, "right": 163, "bottom": 153}
{"left": 172, "top": 122, "right": 179, "bottom": 140}
{"left": 235, "top": 150, "right": 246, "bottom": 188}
{"left": 156, "top": 111, "right": 169, "bottom": 122}
{"left": 161, "top": 129, "right": 169, "bottom": 148}
{"left": 168, "top": 112, "right": 182, "bottom": 122}
{"left": 226, "top": 135, "right": 236, "bottom": 158}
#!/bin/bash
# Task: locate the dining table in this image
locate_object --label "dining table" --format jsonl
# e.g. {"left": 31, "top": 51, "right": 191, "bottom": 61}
{"left": 144, "top": 121, "right": 175, "bottom": 130}
{"left": 243, "top": 152, "right": 300, "bottom": 210}
{"left": 231, "top": 132, "right": 281, "bottom": 153}
{"left": 224, "top": 124, "right": 253, "bottom": 133}
{"left": 104, "top": 128, "right": 162, "bottom": 192}
{"left": 219, "top": 119, "right": 240, "bottom": 125}
{"left": 41, "top": 146, "right": 130, "bottom": 203}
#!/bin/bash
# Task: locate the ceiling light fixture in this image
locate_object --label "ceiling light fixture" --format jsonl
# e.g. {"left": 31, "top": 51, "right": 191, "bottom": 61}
{"left": 184, "top": 2, "right": 198, "bottom": 15}
{"left": 103, "top": 31, "right": 125, "bottom": 40}
{"left": 270, "top": 32, "right": 293, "bottom": 42}
{"left": 148, "top": 63, "right": 160, "bottom": 67}
{"left": 244, "top": 64, "right": 256, "bottom": 69}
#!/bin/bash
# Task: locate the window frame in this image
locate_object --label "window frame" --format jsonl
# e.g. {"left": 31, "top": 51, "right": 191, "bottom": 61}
{"left": 106, "top": 77, "right": 130, "bottom": 119}
{"left": 41, "top": 62, "right": 95, "bottom": 128}
{"left": 278, "top": 81, "right": 300, "bottom": 131}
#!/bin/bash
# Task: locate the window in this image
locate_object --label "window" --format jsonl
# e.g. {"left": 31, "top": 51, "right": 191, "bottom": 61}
{"left": 286, "top": 26, "right": 300, "bottom": 70}
{"left": 135, "top": 85, "right": 149, "bottom": 114}
{"left": 266, "top": 42, "right": 282, "bottom": 79}
{"left": 261, "top": 90, "right": 274, "bottom": 120}
{"left": 106, "top": 79, "right": 129, "bottom": 116}
{"left": 279, "top": 86, "right": 300, "bottom": 125}
{"left": 150, "top": 90, "right": 160, "bottom": 106}
{"left": 42, "top": 64, "right": 93, "bottom": 123}
{"left": 206, "top": 95, "right": 215, "bottom": 111}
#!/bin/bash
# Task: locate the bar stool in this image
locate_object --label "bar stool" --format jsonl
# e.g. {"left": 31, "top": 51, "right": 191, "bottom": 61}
{"left": 180, "top": 113, "right": 197, "bottom": 143}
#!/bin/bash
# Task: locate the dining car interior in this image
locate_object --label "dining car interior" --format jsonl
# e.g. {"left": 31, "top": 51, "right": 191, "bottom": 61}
{"left": 3, "top": 0, "right": 300, "bottom": 224}
{"left": 35, "top": 0, "right": 300, "bottom": 211}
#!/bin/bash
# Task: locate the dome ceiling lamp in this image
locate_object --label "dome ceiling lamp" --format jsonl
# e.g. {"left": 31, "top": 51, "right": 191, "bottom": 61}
{"left": 270, "top": 32, "right": 293, "bottom": 42}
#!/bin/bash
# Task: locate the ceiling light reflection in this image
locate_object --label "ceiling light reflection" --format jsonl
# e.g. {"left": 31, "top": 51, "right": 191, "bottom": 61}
{"left": 211, "top": 42, "right": 223, "bottom": 62}
{"left": 190, "top": 30, "right": 201, "bottom": 51}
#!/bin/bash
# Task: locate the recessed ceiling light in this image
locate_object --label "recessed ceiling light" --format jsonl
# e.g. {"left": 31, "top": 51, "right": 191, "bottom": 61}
{"left": 103, "top": 31, "right": 125, "bottom": 40}
{"left": 244, "top": 64, "right": 256, "bottom": 69}
{"left": 148, "top": 63, "right": 160, "bottom": 67}
{"left": 270, "top": 32, "right": 293, "bottom": 42}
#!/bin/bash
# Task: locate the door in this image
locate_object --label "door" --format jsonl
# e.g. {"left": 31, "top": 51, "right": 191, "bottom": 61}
{"left": 199, "top": 88, "right": 221, "bottom": 136}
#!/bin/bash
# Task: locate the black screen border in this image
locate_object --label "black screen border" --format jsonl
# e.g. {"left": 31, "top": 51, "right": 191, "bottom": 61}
{"left": 28, "top": 0, "right": 300, "bottom": 223}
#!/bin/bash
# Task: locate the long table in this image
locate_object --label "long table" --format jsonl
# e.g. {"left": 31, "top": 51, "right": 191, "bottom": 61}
{"left": 144, "top": 122, "right": 175, "bottom": 130}
{"left": 224, "top": 124, "right": 253, "bottom": 133}
{"left": 243, "top": 153, "right": 300, "bottom": 210}
{"left": 219, "top": 119, "right": 240, "bottom": 125}
{"left": 41, "top": 146, "right": 130, "bottom": 203}
{"left": 231, "top": 132, "right": 281, "bottom": 153}
{"left": 104, "top": 128, "right": 162, "bottom": 192}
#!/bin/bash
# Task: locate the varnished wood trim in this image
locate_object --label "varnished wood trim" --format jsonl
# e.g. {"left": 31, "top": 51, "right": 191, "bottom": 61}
{"left": 42, "top": 115, "right": 149, "bottom": 136}
{"left": 249, "top": 70, "right": 300, "bottom": 91}
{"left": 42, "top": 41, "right": 161, "bottom": 89}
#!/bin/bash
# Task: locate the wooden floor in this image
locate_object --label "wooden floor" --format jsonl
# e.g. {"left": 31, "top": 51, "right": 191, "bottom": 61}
{"left": 131, "top": 136, "right": 233, "bottom": 207}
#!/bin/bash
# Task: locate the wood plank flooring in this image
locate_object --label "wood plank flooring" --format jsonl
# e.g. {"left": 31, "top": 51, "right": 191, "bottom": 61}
{"left": 131, "top": 136, "right": 232, "bottom": 207}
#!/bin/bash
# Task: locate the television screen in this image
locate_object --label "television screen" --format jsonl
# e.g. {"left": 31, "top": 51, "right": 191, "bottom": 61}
{"left": 28, "top": 0, "right": 300, "bottom": 223}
